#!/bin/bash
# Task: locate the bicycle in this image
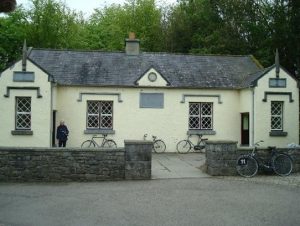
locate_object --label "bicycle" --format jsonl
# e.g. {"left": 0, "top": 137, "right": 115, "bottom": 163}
{"left": 176, "top": 134, "right": 208, "bottom": 153}
{"left": 236, "top": 140, "right": 293, "bottom": 177}
{"left": 143, "top": 134, "right": 166, "bottom": 153}
{"left": 81, "top": 134, "right": 117, "bottom": 148}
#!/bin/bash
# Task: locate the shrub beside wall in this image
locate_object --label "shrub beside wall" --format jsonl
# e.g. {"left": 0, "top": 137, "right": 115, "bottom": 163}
{"left": 0, "top": 140, "right": 152, "bottom": 182}
{"left": 206, "top": 140, "right": 300, "bottom": 176}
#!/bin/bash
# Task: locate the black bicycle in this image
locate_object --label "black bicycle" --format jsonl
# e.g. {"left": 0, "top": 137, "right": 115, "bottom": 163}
{"left": 143, "top": 134, "right": 166, "bottom": 153}
{"left": 236, "top": 141, "right": 293, "bottom": 177}
{"left": 81, "top": 134, "right": 117, "bottom": 148}
{"left": 176, "top": 134, "right": 208, "bottom": 153}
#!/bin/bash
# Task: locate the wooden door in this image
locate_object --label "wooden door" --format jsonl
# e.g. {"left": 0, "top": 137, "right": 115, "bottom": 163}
{"left": 241, "top": 113, "right": 249, "bottom": 146}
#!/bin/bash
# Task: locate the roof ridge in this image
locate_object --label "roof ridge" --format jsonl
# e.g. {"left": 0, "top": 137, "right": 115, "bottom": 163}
{"left": 143, "top": 51, "right": 252, "bottom": 58}
{"left": 30, "top": 48, "right": 125, "bottom": 54}
{"left": 30, "top": 48, "right": 253, "bottom": 58}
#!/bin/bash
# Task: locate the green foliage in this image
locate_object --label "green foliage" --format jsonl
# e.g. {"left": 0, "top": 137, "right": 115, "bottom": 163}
{"left": 0, "top": 0, "right": 299, "bottom": 76}
{"left": 84, "top": 0, "right": 163, "bottom": 51}
{"left": 26, "top": 0, "right": 85, "bottom": 49}
{"left": 0, "top": 7, "right": 27, "bottom": 70}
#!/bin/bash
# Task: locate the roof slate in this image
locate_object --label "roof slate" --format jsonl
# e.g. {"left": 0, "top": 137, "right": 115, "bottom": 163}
{"left": 28, "top": 49, "right": 264, "bottom": 89}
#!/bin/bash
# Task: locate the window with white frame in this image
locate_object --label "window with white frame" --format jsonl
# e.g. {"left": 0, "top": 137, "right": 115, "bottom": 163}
{"left": 87, "top": 101, "right": 113, "bottom": 129}
{"left": 189, "top": 102, "right": 213, "bottom": 130}
{"left": 16, "top": 97, "right": 31, "bottom": 130}
{"left": 271, "top": 101, "right": 283, "bottom": 130}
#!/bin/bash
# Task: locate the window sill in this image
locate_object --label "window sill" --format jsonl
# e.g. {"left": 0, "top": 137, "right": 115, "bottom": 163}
{"left": 84, "top": 129, "right": 115, "bottom": 135}
{"left": 187, "top": 130, "right": 216, "bottom": 135}
{"left": 11, "top": 130, "right": 33, "bottom": 136}
{"left": 269, "top": 131, "right": 288, "bottom": 137}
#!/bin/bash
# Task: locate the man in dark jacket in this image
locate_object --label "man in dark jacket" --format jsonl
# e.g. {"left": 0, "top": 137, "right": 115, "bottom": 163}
{"left": 56, "top": 120, "right": 69, "bottom": 147}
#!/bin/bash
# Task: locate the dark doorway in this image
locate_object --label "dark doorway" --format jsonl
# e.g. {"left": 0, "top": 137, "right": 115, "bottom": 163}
{"left": 52, "top": 110, "right": 56, "bottom": 147}
{"left": 241, "top": 113, "right": 249, "bottom": 146}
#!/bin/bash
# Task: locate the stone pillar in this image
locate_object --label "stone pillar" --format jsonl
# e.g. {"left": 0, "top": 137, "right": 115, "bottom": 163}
{"left": 205, "top": 140, "right": 238, "bottom": 176}
{"left": 124, "top": 140, "right": 152, "bottom": 180}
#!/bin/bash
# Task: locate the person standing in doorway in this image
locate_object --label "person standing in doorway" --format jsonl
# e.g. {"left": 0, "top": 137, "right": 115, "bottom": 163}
{"left": 56, "top": 120, "right": 69, "bottom": 147}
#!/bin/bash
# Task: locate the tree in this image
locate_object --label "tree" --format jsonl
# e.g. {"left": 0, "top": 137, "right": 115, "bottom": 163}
{"left": 26, "top": 0, "right": 85, "bottom": 49}
{"left": 0, "top": 7, "right": 27, "bottom": 70}
{"left": 84, "top": 0, "right": 164, "bottom": 51}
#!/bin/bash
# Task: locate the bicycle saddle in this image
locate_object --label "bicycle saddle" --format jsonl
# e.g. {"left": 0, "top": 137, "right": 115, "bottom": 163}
{"left": 268, "top": 146, "right": 276, "bottom": 150}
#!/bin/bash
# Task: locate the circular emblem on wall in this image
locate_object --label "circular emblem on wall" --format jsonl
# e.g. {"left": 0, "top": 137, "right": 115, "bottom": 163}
{"left": 148, "top": 72, "right": 157, "bottom": 82}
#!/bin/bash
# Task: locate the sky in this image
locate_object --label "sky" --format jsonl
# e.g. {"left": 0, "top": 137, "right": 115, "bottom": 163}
{"left": 17, "top": 0, "right": 178, "bottom": 17}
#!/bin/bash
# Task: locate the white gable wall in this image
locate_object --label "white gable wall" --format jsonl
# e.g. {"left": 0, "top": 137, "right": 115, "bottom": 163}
{"left": 254, "top": 67, "right": 299, "bottom": 147}
{"left": 135, "top": 68, "right": 169, "bottom": 87}
{"left": 0, "top": 60, "right": 52, "bottom": 147}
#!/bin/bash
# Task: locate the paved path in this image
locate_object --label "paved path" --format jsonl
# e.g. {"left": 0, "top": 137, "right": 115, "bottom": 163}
{"left": 152, "top": 153, "right": 300, "bottom": 187}
{"left": 152, "top": 153, "right": 209, "bottom": 179}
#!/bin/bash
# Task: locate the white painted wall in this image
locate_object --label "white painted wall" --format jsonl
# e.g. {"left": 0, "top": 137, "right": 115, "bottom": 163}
{"left": 54, "top": 86, "right": 241, "bottom": 151}
{"left": 0, "top": 60, "right": 52, "bottom": 147}
{"left": 254, "top": 67, "right": 299, "bottom": 147}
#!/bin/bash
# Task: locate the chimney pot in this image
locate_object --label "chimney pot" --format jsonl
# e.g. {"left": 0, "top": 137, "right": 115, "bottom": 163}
{"left": 129, "top": 32, "right": 136, "bottom": 40}
{"left": 125, "top": 32, "right": 140, "bottom": 55}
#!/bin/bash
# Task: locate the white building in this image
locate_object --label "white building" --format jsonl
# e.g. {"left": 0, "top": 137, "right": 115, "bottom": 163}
{"left": 0, "top": 38, "right": 298, "bottom": 151}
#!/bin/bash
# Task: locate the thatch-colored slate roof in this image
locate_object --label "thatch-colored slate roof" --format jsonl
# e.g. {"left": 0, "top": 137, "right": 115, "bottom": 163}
{"left": 28, "top": 49, "right": 264, "bottom": 89}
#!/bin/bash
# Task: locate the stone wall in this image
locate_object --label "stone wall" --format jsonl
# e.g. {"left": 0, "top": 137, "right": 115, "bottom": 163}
{"left": 0, "top": 141, "right": 152, "bottom": 182}
{"left": 206, "top": 140, "right": 300, "bottom": 176}
{"left": 125, "top": 140, "right": 152, "bottom": 180}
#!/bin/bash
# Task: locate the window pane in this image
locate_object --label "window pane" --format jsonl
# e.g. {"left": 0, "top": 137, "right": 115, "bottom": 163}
{"left": 87, "top": 115, "right": 99, "bottom": 128}
{"left": 189, "top": 117, "right": 200, "bottom": 129}
{"left": 100, "top": 116, "right": 113, "bottom": 129}
{"left": 101, "top": 101, "right": 113, "bottom": 114}
{"left": 271, "top": 102, "right": 283, "bottom": 130}
{"left": 201, "top": 117, "right": 212, "bottom": 129}
{"left": 87, "top": 101, "right": 113, "bottom": 129}
{"left": 16, "top": 97, "right": 31, "bottom": 129}
{"left": 189, "top": 103, "right": 199, "bottom": 115}
{"left": 189, "top": 102, "right": 213, "bottom": 130}
{"left": 88, "top": 102, "right": 99, "bottom": 114}
{"left": 201, "top": 103, "right": 212, "bottom": 115}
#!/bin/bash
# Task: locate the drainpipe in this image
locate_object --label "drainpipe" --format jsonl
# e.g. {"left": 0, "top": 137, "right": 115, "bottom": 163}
{"left": 251, "top": 87, "right": 255, "bottom": 147}
{"left": 50, "top": 82, "right": 53, "bottom": 147}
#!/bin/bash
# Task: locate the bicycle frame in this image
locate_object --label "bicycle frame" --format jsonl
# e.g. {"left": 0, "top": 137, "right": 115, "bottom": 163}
{"left": 90, "top": 135, "right": 108, "bottom": 147}
{"left": 188, "top": 134, "right": 207, "bottom": 149}
{"left": 237, "top": 141, "right": 293, "bottom": 177}
{"left": 250, "top": 142, "right": 279, "bottom": 170}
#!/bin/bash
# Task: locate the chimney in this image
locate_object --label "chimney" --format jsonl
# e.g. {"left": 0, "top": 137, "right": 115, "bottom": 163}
{"left": 125, "top": 32, "right": 140, "bottom": 55}
{"left": 22, "top": 39, "right": 27, "bottom": 72}
{"left": 275, "top": 48, "right": 280, "bottom": 78}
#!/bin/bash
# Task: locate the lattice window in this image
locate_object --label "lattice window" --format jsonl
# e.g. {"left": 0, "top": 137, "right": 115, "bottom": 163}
{"left": 271, "top": 102, "right": 283, "bottom": 130}
{"left": 87, "top": 101, "right": 113, "bottom": 129}
{"left": 189, "top": 102, "right": 213, "bottom": 130}
{"left": 16, "top": 97, "right": 31, "bottom": 130}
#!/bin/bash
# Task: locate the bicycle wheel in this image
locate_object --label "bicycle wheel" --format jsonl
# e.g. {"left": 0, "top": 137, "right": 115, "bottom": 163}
{"left": 103, "top": 140, "right": 117, "bottom": 148}
{"left": 81, "top": 140, "right": 95, "bottom": 148}
{"left": 153, "top": 140, "right": 166, "bottom": 153}
{"left": 236, "top": 155, "right": 258, "bottom": 177}
{"left": 176, "top": 140, "right": 191, "bottom": 153}
{"left": 272, "top": 154, "right": 293, "bottom": 176}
